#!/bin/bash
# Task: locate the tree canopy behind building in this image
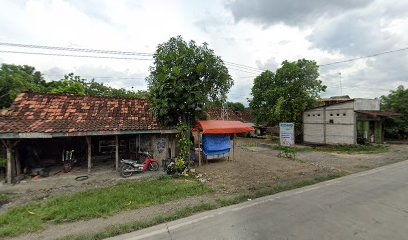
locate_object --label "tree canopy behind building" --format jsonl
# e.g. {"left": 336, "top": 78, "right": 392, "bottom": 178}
{"left": 0, "top": 64, "right": 148, "bottom": 109}
{"left": 381, "top": 85, "right": 408, "bottom": 139}
{"left": 249, "top": 59, "right": 326, "bottom": 129}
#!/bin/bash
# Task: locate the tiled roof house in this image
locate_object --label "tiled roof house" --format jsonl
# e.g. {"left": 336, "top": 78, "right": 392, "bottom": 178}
{"left": 0, "top": 92, "right": 177, "bottom": 184}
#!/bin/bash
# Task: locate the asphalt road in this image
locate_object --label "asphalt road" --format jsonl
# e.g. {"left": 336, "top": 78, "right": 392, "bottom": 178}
{"left": 109, "top": 160, "right": 408, "bottom": 240}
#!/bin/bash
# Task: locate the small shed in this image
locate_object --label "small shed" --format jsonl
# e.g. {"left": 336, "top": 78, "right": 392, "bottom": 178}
{"left": 193, "top": 120, "right": 254, "bottom": 165}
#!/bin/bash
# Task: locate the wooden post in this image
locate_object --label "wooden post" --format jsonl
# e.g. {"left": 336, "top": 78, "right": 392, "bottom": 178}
{"left": 198, "top": 132, "right": 201, "bottom": 167}
{"left": 233, "top": 134, "right": 236, "bottom": 162}
{"left": 115, "top": 135, "right": 119, "bottom": 171}
{"left": 86, "top": 136, "right": 91, "bottom": 174}
{"left": 2, "top": 139, "right": 19, "bottom": 184}
{"left": 6, "top": 141, "right": 12, "bottom": 184}
{"left": 15, "top": 149, "right": 21, "bottom": 177}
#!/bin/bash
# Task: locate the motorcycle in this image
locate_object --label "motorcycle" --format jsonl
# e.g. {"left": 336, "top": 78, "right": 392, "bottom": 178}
{"left": 120, "top": 151, "right": 159, "bottom": 178}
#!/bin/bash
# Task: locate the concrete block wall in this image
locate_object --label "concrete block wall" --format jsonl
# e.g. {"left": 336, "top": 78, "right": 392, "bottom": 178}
{"left": 354, "top": 98, "right": 380, "bottom": 111}
{"left": 139, "top": 134, "right": 177, "bottom": 161}
{"left": 303, "top": 109, "right": 325, "bottom": 144}
{"left": 303, "top": 101, "right": 356, "bottom": 145}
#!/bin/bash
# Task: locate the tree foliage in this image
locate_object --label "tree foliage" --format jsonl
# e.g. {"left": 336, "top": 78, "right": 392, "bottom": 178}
{"left": 146, "top": 36, "right": 233, "bottom": 125}
{"left": 381, "top": 85, "right": 408, "bottom": 139}
{"left": 0, "top": 64, "right": 148, "bottom": 109}
{"left": 0, "top": 64, "right": 47, "bottom": 109}
{"left": 47, "top": 73, "right": 148, "bottom": 98}
{"left": 249, "top": 59, "right": 326, "bottom": 129}
{"left": 227, "top": 102, "right": 245, "bottom": 113}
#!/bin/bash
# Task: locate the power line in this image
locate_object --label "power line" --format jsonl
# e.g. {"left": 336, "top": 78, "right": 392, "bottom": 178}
{"left": 0, "top": 50, "right": 153, "bottom": 61}
{"left": 0, "top": 41, "right": 266, "bottom": 73}
{"left": 224, "top": 61, "right": 264, "bottom": 72}
{"left": 43, "top": 74, "right": 146, "bottom": 80}
{"left": 0, "top": 42, "right": 153, "bottom": 56}
{"left": 318, "top": 46, "right": 408, "bottom": 67}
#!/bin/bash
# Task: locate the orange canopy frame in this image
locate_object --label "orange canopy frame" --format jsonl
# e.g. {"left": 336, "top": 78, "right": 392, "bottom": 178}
{"left": 194, "top": 120, "right": 255, "bottom": 134}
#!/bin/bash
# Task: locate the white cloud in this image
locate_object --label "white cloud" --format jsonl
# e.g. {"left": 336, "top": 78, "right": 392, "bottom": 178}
{"left": 0, "top": 0, "right": 406, "bottom": 105}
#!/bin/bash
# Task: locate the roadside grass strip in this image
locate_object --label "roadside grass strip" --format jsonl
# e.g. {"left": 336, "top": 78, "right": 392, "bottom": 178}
{"left": 60, "top": 172, "right": 344, "bottom": 240}
{"left": 274, "top": 144, "right": 389, "bottom": 154}
{"left": 0, "top": 176, "right": 211, "bottom": 237}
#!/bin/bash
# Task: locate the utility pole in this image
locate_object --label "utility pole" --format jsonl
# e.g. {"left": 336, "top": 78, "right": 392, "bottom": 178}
{"left": 338, "top": 72, "right": 343, "bottom": 96}
{"left": 221, "top": 102, "right": 228, "bottom": 120}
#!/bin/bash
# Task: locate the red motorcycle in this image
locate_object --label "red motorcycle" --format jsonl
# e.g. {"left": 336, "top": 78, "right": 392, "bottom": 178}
{"left": 120, "top": 151, "right": 159, "bottom": 178}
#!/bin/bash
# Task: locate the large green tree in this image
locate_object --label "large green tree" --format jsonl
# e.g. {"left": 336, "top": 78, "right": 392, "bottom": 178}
{"left": 0, "top": 64, "right": 47, "bottom": 108}
{"left": 249, "top": 59, "right": 326, "bottom": 129}
{"left": 146, "top": 36, "right": 233, "bottom": 125}
{"left": 381, "top": 85, "right": 408, "bottom": 139}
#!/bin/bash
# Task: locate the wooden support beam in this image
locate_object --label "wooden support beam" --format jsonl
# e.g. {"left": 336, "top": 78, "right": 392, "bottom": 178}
{"left": 86, "top": 136, "right": 92, "bottom": 174}
{"left": 6, "top": 141, "right": 12, "bottom": 184}
{"left": 233, "top": 134, "right": 236, "bottom": 162}
{"left": 115, "top": 135, "right": 119, "bottom": 171}
{"left": 15, "top": 149, "right": 21, "bottom": 177}
{"left": 198, "top": 133, "right": 202, "bottom": 167}
{"left": 1, "top": 139, "right": 15, "bottom": 184}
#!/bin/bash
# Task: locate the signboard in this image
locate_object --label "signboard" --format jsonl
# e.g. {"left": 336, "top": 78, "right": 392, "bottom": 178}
{"left": 279, "top": 123, "right": 294, "bottom": 146}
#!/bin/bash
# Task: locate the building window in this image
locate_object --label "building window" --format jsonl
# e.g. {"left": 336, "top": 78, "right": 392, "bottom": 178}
{"left": 336, "top": 113, "right": 340, "bottom": 116}
{"left": 343, "top": 113, "right": 346, "bottom": 116}
{"left": 330, "top": 113, "right": 333, "bottom": 116}
{"left": 307, "top": 114, "right": 310, "bottom": 117}
{"left": 329, "top": 119, "right": 334, "bottom": 124}
{"left": 317, "top": 114, "right": 320, "bottom": 116}
{"left": 312, "top": 114, "right": 315, "bottom": 116}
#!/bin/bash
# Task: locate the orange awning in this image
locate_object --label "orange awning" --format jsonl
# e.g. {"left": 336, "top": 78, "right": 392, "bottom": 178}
{"left": 195, "top": 120, "right": 255, "bottom": 134}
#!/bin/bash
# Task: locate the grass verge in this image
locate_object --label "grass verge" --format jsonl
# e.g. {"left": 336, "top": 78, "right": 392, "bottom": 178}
{"left": 60, "top": 171, "right": 345, "bottom": 240}
{"left": 0, "top": 193, "right": 9, "bottom": 202}
{"left": 274, "top": 144, "right": 389, "bottom": 154}
{"left": 0, "top": 175, "right": 211, "bottom": 237}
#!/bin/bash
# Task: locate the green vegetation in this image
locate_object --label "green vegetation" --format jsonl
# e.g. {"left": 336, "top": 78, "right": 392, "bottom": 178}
{"left": 0, "top": 176, "right": 211, "bottom": 237}
{"left": 227, "top": 102, "right": 245, "bottom": 113}
{"left": 249, "top": 59, "right": 326, "bottom": 132}
{"left": 310, "top": 144, "right": 389, "bottom": 154}
{"left": 59, "top": 172, "right": 344, "bottom": 240}
{"left": 0, "top": 64, "right": 148, "bottom": 109}
{"left": 146, "top": 35, "right": 233, "bottom": 125}
{"left": 0, "top": 193, "right": 9, "bottom": 202}
{"left": 381, "top": 85, "right": 408, "bottom": 139}
{"left": 273, "top": 144, "right": 388, "bottom": 154}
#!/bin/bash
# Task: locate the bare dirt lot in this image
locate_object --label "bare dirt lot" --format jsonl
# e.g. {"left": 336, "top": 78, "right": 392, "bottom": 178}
{"left": 1, "top": 137, "right": 408, "bottom": 240}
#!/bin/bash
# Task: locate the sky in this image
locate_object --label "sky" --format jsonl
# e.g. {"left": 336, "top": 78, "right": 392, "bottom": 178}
{"left": 0, "top": 0, "right": 407, "bottom": 105}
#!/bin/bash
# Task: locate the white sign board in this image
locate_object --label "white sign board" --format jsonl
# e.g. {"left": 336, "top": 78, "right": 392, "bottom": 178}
{"left": 279, "top": 123, "right": 295, "bottom": 146}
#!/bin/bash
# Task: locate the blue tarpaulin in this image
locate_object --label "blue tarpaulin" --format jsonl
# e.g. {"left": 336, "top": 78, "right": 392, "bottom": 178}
{"left": 202, "top": 134, "right": 231, "bottom": 157}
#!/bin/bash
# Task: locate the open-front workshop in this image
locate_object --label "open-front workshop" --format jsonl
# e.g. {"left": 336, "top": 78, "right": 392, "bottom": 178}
{"left": 0, "top": 92, "right": 178, "bottom": 184}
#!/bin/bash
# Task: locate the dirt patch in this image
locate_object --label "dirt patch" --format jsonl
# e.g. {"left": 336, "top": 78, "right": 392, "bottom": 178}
{"left": 296, "top": 144, "right": 408, "bottom": 173}
{"left": 195, "top": 143, "right": 326, "bottom": 193}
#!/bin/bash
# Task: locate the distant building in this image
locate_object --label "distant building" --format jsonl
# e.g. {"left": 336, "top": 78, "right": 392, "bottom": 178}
{"left": 319, "top": 95, "right": 352, "bottom": 106}
{"left": 303, "top": 98, "right": 399, "bottom": 145}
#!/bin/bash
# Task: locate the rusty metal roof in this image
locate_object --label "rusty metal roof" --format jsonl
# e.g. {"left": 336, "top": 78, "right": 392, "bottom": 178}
{"left": 355, "top": 110, "right": 401, "bottom": 117}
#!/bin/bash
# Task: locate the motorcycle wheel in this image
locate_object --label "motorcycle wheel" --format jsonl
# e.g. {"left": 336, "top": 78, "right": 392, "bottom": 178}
{"left": 120, "top": 164, "right": 133, "bottom": 178}
{"left": 148, "top": 162, "right": 159, "bottom": 171}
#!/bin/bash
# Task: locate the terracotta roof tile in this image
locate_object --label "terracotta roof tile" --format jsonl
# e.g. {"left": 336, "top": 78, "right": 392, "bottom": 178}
{"left": 0, "top": 92, "right": 172, "bottom": 134}
{"left": 207, "top": 107, "right": 243, "bottom": 121}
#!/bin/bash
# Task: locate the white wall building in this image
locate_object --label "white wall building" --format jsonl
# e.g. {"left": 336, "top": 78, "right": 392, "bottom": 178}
{"left": 303, "top": 98, "right": 390, "bottom": 145}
